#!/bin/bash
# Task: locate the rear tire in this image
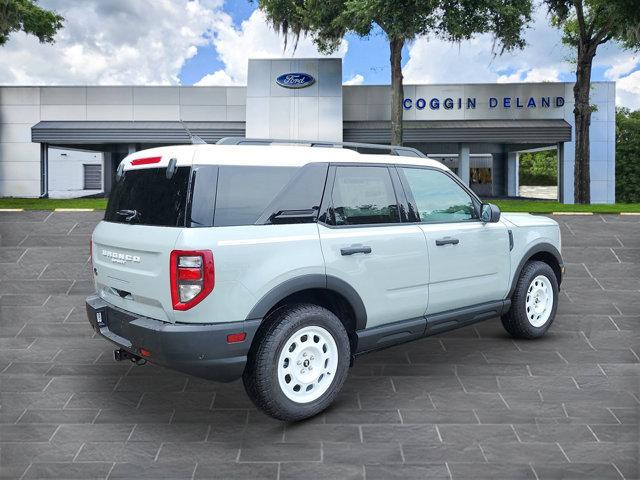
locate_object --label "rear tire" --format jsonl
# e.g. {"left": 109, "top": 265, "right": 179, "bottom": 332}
{"left": 243, "top": 304, "right": 350, "bottom": 422}
{"left": 501, "top": 260, "right": 558, "bottom": 339}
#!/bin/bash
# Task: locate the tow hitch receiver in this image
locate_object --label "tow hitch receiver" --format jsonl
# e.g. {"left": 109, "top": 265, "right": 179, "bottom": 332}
{"left": 114, "top": 348, "right": 146, "bottom": 365}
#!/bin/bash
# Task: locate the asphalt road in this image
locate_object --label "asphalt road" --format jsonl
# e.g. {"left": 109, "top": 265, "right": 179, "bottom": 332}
{"left": 0, "top": 211, "right": 638, "bottom": 479}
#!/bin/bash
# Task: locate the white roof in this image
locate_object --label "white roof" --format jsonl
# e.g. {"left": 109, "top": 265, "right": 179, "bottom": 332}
{"left": 122, "top": 144, "right": 447, "bottom": 171}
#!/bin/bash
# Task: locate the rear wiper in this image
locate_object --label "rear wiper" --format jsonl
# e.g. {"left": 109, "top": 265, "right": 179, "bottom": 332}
{"left": 116, "top": 209, "right": 141, "bottom": 222}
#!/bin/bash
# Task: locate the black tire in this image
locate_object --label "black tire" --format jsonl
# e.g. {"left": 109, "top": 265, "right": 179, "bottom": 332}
{"left": 242, "top": 304, "right": 350, "bottom": 422}
{"left": 501, "top": 260, "right": 558, "bottom": 339}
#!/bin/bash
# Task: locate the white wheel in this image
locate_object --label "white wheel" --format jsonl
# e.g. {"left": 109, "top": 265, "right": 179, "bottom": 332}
{"left": 525, "top": 275, "right": 553, "bottom": 327}
{"left": 277, "top": 325, "right": 338, "bottom": 404}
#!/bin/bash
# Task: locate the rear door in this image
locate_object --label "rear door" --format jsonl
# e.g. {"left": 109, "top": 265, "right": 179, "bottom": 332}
{"left": 398, "top": 166, "right": 510, "bottom": 314}
{"left": 92, "top": 149, "right": 194, "bottom": 322}
{"left": 318, "top": 165, "right": 429, "bottom": 329}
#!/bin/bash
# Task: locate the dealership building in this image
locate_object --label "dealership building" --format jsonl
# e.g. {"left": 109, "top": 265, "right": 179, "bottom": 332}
{"left": 0, "top": 58, "right": 616, "bottom": 203}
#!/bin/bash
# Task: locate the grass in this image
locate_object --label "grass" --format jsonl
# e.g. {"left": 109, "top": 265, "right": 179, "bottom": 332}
{"left": 491, "top": 200, "right": 640, "bottom": 214}
{"left": 0, "top": 197, "right": 639, "bottom": 214}
{"left": 0, "top": 197, "right": 108, "bottom": 210}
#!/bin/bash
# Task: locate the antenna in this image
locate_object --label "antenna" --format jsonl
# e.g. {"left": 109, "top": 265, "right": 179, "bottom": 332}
{"left": 179, "top": 120, "right": 207, "bottom": 145}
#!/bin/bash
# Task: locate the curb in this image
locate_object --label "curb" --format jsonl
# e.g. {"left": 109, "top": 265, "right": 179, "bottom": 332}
{"left": 0, "top": 208, "right": 24, "bottom": 212}
{"left": 54, "top": 208, "right": 96, "bottom": 212}
{"left": 551, "top": 212, "right": 593, "bottom": 215}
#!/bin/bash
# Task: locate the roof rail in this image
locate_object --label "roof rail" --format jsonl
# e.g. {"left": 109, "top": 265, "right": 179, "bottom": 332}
{"left": 216, "top": 137, "right": 426, "bottom": 158}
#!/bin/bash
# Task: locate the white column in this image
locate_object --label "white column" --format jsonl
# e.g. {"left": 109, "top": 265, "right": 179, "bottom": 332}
{"left": 458, "top": 143, "right": 470, "bottom": 186}
{"left": 127, "top": 144, "right": 137, "bottom": 155}
{"left": 507, "top": 151, "right": 519, "bottom": 197}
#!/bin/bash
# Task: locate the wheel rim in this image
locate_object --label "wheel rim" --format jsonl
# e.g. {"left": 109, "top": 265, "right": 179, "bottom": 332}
{"left": 525, "top": 275, "right": 553, "bottom": 327}
{"left": 277, "top": 325, "right": 338, "bottom": 404}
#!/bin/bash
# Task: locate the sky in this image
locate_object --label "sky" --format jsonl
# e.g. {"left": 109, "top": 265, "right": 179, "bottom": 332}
{"left": 0, "top": 0, "right": 638, "bottom": 109}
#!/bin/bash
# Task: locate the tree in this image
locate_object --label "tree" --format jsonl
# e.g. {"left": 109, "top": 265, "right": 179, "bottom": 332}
{"left": 0, "top": 0, "right": 64, "bottom": 46}
{"left": 615, "top": 107, "right": 640, "bottom": 203}
{"left": 544, "top": 0, "right": 640, "bottom": 204}
{"left": 258, "top": 0, "right": 532, "bottom": 145}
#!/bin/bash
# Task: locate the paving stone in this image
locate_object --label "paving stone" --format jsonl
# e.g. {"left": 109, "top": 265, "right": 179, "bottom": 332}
{"left": 108, "top": 461, "right": 196, "bottom": 479}
{"left": 322, "top": 442, "right": 402, "bottom": 464}
{"left": 401, "top": 442, "right": 485, "bottom": 463}
{"left": 0, "top": 212, "right": 638, "bottom": 480}
{"left": 365, "top": 464, "right": 449, "bottom": 480}
{"left": 239, "top": 441, "right": 321, "bottom": 462}
{"left": 532, "top": 463, "right": 624, "bottom": 480}
{"left": 75, "top": 441, "right": 161, "bottom": 462}
{"left": 22, "top": 462, "right": 113, "bottom": 479}
{"left": 156, "top": 442, "right": 240, "bottom": 463}
{"left": 448, "top": 462, "right": 536, "bottom": 479}
{"left": 194, "top": 462, "right": 278, "bottom": 480}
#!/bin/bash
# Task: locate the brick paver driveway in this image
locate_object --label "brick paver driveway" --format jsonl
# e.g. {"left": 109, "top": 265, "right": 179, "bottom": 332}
{"left": 0, "top": 211, "right": 638, "bottom": 479}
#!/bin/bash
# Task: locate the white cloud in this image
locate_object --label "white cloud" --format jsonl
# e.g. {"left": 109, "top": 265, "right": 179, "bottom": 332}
{"left": 0, "top": 0, "right": 223, "bottom": 85}
{"left": 497, "top": 67, "right": 561, "bottom": 83}
{"left": 616, "top": 70, "right": 640, "bottom": 110}
{"left": 196, "top": 9, "right": 348, "bottom": 86}
{"left": 604, "top": 54, "right": 639, "bottom": 81}
{"left": 343, "top": 74, "right": 364, "bottom": 85}
{"left": 195, "top": 70, "right": 237, "bottom": 86}
{"left": 403, "top": 8, "right": 571, "bottom": 85}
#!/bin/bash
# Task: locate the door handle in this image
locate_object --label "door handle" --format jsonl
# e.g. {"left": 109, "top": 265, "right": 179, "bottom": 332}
{"left": 435, "top": 237, "right": 459, "bottom": 246}
{"left": 340, "top": 245, "right": 372, "bottom": 256}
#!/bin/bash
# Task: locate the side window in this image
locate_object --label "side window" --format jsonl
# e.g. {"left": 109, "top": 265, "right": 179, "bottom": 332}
{"left": 330, "top": 166, "right": 400, "bottom": 225}
{"left": 214, "top": 166, "right": 296, "bottom": 227}
{"left": 401, "top": 167, "right": 478, "bottom": 223}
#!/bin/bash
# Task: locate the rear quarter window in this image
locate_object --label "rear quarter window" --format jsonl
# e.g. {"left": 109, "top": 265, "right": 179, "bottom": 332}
{"left": 213, "top": 166, "right": 297, "bottom": 227}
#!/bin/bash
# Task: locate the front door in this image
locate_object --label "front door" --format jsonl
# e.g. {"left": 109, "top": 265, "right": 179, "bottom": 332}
{"left": 398, "top": 166, "right": 510, "bottom": 314}
{"left": 318, "top": 165, "right": 429, "bottom": 329}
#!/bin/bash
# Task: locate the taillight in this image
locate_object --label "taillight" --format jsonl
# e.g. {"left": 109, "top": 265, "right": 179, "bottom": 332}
{"left": 170, "top": 250, "right": 214, "bottom": 311}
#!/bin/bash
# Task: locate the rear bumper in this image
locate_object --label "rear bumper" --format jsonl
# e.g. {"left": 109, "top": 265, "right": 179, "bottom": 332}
{"left": 85, "top": 295, "right": 260, "bottom": 382}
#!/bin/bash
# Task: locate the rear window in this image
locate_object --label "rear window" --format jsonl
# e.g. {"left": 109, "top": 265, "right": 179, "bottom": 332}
{"left": 104, "top": 167, "right": 191, "bottom": 227}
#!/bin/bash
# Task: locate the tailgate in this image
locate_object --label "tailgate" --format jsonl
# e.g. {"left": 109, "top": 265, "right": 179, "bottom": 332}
{"left": 92, "top": 221, "right": 181, "bottom": 322}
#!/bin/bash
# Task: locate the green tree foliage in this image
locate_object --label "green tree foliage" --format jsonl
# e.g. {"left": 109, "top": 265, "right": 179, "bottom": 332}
{"left": 616, "top": 107, "right": 640, "bottom": 203}
{"left": 543, "top": 0, "right": 640, "bottom": 203}
{"left": 0, "top": 0, "right": 64, "bottom": 46}
{"left": 258, "top": 0, "right": 532, "bottom": 145}
{"left": 519, "top": 150, "right": 558, "bottom": 186}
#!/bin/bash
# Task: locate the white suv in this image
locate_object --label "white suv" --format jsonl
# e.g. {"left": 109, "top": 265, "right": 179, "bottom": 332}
{"left": 86, "top": 139, "right": 563, "bottom": 421}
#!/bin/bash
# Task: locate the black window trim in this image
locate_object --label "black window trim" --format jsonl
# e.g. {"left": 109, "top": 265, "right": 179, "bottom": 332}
{"left": 395, "top": 165, "right": 483, "bottom": 225}
{"left": 318, "top": 162, "right": 405, "bottom": 229}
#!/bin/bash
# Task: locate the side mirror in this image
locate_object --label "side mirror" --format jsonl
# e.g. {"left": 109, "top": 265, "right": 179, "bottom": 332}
{"left": 481, "top": 203, "right": 501, "bottom": 223}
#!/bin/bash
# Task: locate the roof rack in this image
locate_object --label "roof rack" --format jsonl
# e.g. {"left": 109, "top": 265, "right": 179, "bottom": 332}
{"left": 216, "top": 137, "right": 426, "bottom": 158}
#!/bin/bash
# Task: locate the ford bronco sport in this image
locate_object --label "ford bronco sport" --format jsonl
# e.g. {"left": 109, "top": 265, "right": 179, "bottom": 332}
{"left": 86, "top": 139, "right": 563, "bottom": 421}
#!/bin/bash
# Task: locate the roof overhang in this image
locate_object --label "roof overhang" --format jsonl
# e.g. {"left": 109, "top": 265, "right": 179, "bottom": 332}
{"left": 32, "top": 121, "right": 245, "bottom": 144}
{"left": 344, "top": 120, "right": 572, "bottom": 144}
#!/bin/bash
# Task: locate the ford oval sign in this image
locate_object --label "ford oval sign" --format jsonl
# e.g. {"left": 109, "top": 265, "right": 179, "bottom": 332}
{"left": 276, "top": 73, "right": 315, "bottom": 89}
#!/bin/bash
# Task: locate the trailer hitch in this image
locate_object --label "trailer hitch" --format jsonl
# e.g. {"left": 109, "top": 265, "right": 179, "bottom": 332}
{"left": 114, "top": 348, "right": 146, "bottom": 365}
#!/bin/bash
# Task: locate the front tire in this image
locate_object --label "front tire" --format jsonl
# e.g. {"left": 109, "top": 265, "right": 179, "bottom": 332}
{"left": 501, "top": 260, "right": 558, "bottom": 339}
{"left": 243, "top": 304, "right": 350, "bottom": 422}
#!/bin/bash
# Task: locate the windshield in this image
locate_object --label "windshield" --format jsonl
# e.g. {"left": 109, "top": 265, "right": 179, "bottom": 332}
{"left": 104, "top": 167, "right": 191, "bottom": 227}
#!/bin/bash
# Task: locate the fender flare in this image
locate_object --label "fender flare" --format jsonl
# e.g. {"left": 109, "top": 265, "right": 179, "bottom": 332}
{"left": 508, "top": 243, "right": 564, "bottom": 298}
{"left": 245, "top": 274, "right": 368, "bottom": 330}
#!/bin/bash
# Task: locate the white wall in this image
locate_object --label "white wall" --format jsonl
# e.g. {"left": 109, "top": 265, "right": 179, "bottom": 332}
{"left": 48, "top": 147, "right": 103, "bottom": 196}
{"left": 246, "top": 58, "right": 342, "bottom": 141}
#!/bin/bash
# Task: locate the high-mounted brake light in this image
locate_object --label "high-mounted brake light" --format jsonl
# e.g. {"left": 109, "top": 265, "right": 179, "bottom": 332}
{"left": 170, "top": 250, "right": 214, "bottom": 311}
{"left": 131, "top": 156, "right": 162, "bottom": 166}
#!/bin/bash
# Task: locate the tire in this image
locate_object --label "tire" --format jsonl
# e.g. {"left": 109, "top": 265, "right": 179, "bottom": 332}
{"left": 242, "top": 304, "right": 351, "bottom": 422}
{"left": 501, "top": 260, "right": 558, "bottom": 339}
